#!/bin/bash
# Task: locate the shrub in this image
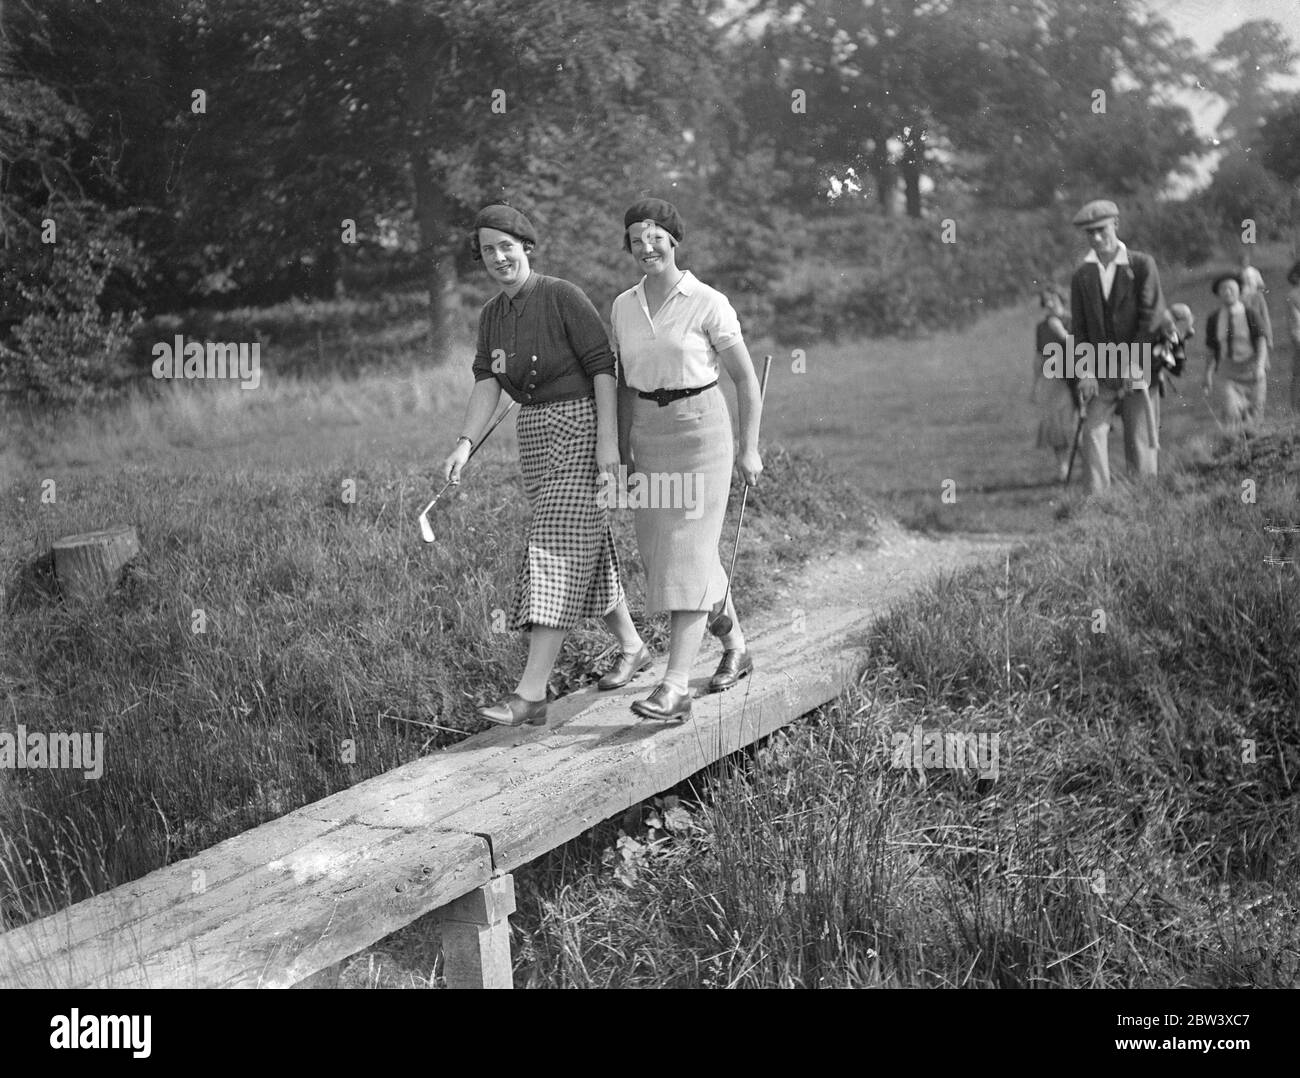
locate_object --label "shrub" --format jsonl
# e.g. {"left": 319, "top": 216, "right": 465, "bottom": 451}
{"left": 0, "top": 211, "right": 145, "bottom": 406}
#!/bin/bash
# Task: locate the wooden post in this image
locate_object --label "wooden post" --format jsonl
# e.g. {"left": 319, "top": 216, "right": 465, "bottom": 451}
{"left": 441, "top": 874, "right": 515, "bottom": 989}
{"left": 52, "top": 526, "right": 140, "bottom": 603}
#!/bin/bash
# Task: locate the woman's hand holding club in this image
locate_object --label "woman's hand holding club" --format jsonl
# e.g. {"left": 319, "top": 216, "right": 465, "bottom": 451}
{"left": 443, "top": 440, "right": 472, "bottom": 485}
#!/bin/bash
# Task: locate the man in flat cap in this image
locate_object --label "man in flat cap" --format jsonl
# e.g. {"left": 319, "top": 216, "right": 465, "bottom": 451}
{"left": 1068, "top": 199, "right": 1166, "bottom": 494}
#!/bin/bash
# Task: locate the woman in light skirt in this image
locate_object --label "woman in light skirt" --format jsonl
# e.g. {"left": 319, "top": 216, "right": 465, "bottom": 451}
{"left": 443, "top": 203, "right": 646, "bottom": 727}
{"left": 608, "top": 199, "right": 764, "bottom": 722}
{"left": 1203, "top": 271, "right": 1269, "bottom": 433}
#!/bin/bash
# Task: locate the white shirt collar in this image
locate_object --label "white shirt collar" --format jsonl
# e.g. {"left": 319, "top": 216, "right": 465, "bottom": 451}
{"left": 1084, "top": 241, "right": 1129, "bottom": 269}
{"left": 634, "top": 269, "right": 695, "bottom": 303}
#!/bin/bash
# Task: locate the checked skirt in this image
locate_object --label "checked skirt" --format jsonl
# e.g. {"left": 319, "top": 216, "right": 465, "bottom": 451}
{"left": 511, "top": 396, "right": 623, "bottom": 631}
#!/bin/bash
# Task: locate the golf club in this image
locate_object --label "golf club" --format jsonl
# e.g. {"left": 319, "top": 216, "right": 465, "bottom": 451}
{"left": 1064, "top": 408, "right": 1085, "bottom": 486}
{"left": 708, "top": 354, "right": 774, "bottom": 638}
{"left": 418, "top": 400, "right": 518, "bottom": 544}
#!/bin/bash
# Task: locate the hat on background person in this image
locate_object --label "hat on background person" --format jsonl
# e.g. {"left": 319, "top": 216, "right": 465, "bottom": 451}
{"left": 1210, "top": 271, "right": 1243, "bottom": 296}
{"left": 1287, "top": 260, "right": 1300, "bottom": 285}
{"left": 622, "top": 198, "right": 684, "bottom": 251}
{"left": 1071, "top": 199, "right": 1119, "bottom": 228}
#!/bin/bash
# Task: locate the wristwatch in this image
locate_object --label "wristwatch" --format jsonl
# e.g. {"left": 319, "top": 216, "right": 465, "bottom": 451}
{"left": 456, "top": 435, "right": 474, "bottom": 450}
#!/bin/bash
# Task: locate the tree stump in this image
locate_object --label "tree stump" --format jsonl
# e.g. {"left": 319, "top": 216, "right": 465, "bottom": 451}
{"left": 52, "top": 526, "right": 140, "bottom": 603}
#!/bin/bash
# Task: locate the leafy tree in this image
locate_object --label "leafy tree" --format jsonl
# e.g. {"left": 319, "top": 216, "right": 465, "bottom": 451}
{"left": 727, "top": 0, "right": 1202, "bottom": 216}
{"left": 1206, "top": 20, "right": 1298, "bottom": 150}
{"left": 0, "top": 14, "right": 146, "bottom": 403}
{"left": 4, "top": 0, "right": 728, "bottom": 361}
{"left": 1258, "top": 92, "right": 1300, "bottom": 184}
{"left": 1202, "top": 152, "right": 1292, "bottom": 238}
{"left": 1256, "top": 92, "right": 1300, "bottom": 248}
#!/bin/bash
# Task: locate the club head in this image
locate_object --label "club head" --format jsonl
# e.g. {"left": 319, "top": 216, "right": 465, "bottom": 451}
{"left": 418, "top": 513, "right": 436, "bottom": 544}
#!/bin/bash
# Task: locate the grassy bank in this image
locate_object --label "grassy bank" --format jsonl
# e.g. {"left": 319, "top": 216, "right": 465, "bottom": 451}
{"left": 0, "top": 439, "right": 879, "bottom": 928}
{"left": 504, "top": 426, "right": 1299, "bottom": 988}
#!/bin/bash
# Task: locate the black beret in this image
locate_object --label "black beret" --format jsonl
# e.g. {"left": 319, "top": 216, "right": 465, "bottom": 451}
{"left": 1210, "top": 271, "right": 1242, "bottom": 295}
{"left": 473, "top": 203, "right": 537, "bottom": 245}
{"left": 623, "top": 198, "right": 684, "bottom": 246}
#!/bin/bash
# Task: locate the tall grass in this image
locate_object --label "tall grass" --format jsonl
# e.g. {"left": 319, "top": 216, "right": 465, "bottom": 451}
{"left": 0, "top": 434, "right": 877, "bottom": 930}
{"left": 511, "top": 428, "right": 1300, "bottom": 988}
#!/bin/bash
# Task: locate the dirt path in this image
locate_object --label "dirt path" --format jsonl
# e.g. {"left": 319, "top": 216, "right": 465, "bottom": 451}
{"left": 765, "top": 521, "right": 1021, "bottom": 639}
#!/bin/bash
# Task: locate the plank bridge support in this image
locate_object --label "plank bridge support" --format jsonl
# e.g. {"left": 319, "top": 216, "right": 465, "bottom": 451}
{"left": 442, "top": 874, "right": 515, "bottom": 989}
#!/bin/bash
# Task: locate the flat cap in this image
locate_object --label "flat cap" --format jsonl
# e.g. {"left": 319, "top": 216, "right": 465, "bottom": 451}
{"left": 473, "top": 203, "right": 537, "bottom": 245}
{"left": 623, "top": 198, "right": 684, "bottom": 247}
{"left": 1072, "top": 199, "right": 1119, "bottom": 228}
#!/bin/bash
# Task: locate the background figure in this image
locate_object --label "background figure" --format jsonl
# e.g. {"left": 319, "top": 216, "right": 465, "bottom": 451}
{"left": 1067, "top": 200, "right": 1165, "bottom": 494}
{"left": 1204, "top": 272, "right": 1269, "bottom": 433}
{"left": 1030, "top": 286, "right": 1077, "bottom": 482}
{"left": 1238, "top": 249, "right": 1274, "bottom": 352}
{"left": 1287, "top": 261, "right": 1300, "bottom": 414}
{"left": 1151, "top": 302, "right": 1193, "bottom": 401}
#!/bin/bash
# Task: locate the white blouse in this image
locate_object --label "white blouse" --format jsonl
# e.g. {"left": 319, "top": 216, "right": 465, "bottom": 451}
{"left": 610, "top": 271, "right": 743, "bottom": 392}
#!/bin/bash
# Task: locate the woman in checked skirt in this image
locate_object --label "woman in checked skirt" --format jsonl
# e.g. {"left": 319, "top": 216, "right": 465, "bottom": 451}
{"left": 443, "top": 204, "right": 646, "bottom": 727}
{"left": 608, "top": 199, "right": 765, "bottom": 723}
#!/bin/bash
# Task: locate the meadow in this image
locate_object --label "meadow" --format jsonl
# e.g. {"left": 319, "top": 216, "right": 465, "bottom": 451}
{"left": 508, "top": 443, "right": 1298, "bottom": 988}
{"left": 1, "top": 245, "right": 1297, "bottom": 986}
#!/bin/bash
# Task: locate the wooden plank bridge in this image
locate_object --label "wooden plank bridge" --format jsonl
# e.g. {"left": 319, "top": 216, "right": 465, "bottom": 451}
{"left": 0, "top": 533, "right": 1009, "bottom": 989}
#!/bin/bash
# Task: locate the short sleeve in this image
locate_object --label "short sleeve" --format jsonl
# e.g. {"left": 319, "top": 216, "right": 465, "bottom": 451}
{"left": 701, "top": 290, "right": 743, "bottom": 352}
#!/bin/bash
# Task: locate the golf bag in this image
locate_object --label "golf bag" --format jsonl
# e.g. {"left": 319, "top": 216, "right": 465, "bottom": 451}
{"left": 1151, "top": 325, "right": 1187, "bottom": 397}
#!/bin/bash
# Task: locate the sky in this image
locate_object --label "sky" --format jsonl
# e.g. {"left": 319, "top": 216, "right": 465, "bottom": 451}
{"left": 1144, "top": 0, "right": 1299, "bottom": 192}
{"left": 1148, "top": 0, "right": 1300, "bottom": 125}
{"left": 1153, "top": 0, "right": 1300, "bottom": 60}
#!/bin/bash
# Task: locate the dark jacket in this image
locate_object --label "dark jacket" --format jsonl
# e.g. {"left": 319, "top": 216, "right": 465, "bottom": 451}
{"left": 1205, "top": 304, "right": 1264, "bottom": 369}
{"left": 1069, "top": 249, "right": 1165, "bottom": 393}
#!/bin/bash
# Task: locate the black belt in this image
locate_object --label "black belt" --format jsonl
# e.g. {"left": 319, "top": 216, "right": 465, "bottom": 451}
{"left": 637, "top": 381, "right": 717, "bottom": 407}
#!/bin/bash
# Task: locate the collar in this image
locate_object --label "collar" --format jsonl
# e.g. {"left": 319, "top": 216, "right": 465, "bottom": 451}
{"left": 504, "top": 270, "right": 540, "bottom": 310}
{"left": 635, "top": 269, "right": 695, "bottom": 304}
{"left": 1085, "top": 241, "right": 1129, "bottom": 269}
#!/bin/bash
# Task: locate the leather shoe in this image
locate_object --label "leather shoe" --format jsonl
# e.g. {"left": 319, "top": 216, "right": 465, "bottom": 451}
{"left": 478, "top": 693, "right": 548, "bottom": 727}
{"left": 596, "top": 645, "right": 653, "bottom": 690}
{"left": 630, "top": 682, "right": 692, "bottom": 722}
{"left": 709, "top": 649, "right": 753, "bottom": 693}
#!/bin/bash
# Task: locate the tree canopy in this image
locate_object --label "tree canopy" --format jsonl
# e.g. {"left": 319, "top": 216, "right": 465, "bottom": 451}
{"left": 0, "top": 0, "right": 1295, "bottom": 400}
